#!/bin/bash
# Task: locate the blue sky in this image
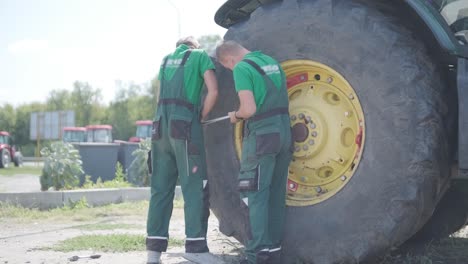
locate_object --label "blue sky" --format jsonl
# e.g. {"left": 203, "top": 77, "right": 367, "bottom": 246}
{"left": 0, "top": 0, "right": 227, "bottom": 105}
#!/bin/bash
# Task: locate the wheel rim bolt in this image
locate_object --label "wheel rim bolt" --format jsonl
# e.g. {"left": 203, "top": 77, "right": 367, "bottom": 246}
{"left": 306, "top": 116, "right": 312, "bottom": 122}
{"left": 309, "top": 140, "right": 315, "bottom": 145}
{"left": 311, "top": 131, "right": 318, "bottom": 137}
{"left": 303, "top": 145, "right": 309, "bottom": 151}
{"left": 327, "top": 77, "right": 333, "bottom": 83}
{"left": 315, "top": 187, "right": 322, "bottom": 193}
{"left": 295, "top": 146, "right": 301, "bottom": 152}
{"left": 341, "top": 175, "right": 347, "bottom": 181}
{"left": 310, "top": 123, "right": 316, "bottom": 129}
{"left": 298, "top": 113, "right": 305, "bottom": 119}
{"left": 291, "top": 115, "right": 297, "bottom": 121}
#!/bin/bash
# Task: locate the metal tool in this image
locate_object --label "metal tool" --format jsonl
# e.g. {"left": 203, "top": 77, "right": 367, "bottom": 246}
{"left": 202, "top": 115, "right": 230, "bottom": 125}
{"left": 68, "top": 254, "right": 101, "bottom": 262}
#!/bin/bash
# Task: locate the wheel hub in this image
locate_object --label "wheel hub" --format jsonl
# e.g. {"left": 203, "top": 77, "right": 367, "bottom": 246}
{"left": 292, "top": 123, "right": 308, "bottom": 143}
{"left": 234, "top": 60, "right": 365, "bottom": 206}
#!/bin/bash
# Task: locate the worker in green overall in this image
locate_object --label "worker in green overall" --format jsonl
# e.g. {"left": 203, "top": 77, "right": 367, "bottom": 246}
{"left": 216, "top": 41, "right": 292, "bottom": 264}
{"left": 146, "top": 36, "right": 218, "bottom": 264}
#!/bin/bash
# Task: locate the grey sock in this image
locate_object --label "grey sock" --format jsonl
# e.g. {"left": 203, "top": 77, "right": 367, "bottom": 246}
{"left": 147, "top": 251, "right": 161, "bottom": 263}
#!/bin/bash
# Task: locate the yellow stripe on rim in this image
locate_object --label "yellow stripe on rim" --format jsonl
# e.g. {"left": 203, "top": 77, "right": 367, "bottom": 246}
{"left": 234, "top": 60, "right": 365, "bottom": 206}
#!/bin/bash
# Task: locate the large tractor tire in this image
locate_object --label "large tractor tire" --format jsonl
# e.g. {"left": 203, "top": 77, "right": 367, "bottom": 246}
{"left": 0, "top": 149, "right": 11, "bottom": 169}
{"left": 13, "top": 152, "right": 23, "bottom": 167}
{"left": 205, "top": 0, "right": 455, "bottom": 263}
{"left": 411, "top": 183, "right": 468, "bottom": 242}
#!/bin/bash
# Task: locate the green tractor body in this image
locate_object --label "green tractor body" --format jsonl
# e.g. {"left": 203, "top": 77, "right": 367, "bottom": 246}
{"left": 206, "top": 0, "right": 468, "bottom": 263}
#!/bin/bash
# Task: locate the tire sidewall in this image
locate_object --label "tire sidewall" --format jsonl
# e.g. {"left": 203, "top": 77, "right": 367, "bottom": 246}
{"left": 1, "top": 149, "right": 10, "bottom": 169}
{"left": 220, "top": 0, "right": 450, "bottom": 263}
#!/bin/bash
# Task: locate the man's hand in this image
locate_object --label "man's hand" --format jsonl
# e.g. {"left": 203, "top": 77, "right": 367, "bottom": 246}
{"left": 229, "top": 111, "right": 240, "bottom": 123}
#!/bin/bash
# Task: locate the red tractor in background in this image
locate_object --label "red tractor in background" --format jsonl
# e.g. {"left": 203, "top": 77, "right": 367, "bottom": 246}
{"left": 0, "top": 131, "right": 23, "bottom": 168}
{"left": 85, "top": 125, "right": 113, "bottom": 143}
{"left": 62, "top": 127, "right": 86, "bottom": 143}
{"left": 128, "top": 120, "right": 152, "bottom": 143}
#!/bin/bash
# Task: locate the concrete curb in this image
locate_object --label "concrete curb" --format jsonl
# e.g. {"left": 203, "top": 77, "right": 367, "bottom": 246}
{"left": 0, "top": 186, "right": 182, "bottom": 209}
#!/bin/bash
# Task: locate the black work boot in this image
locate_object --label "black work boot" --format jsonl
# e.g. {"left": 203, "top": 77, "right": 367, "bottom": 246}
{"left": 256, "top": 250, "right": 270, "bottom": 264}
{"left": 269, "top": 249, "right": 282, "bottom": 264}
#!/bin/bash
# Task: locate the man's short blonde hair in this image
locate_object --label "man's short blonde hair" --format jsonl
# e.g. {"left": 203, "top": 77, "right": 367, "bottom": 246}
{"left": 176, "top": 36, "right": 200, "bottom": 49}
{"left": 215, "top": 40, "right": 243, "bottom": 60}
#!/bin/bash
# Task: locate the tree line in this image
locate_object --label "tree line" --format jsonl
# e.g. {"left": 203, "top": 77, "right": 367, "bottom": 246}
{"left": 0, "top": 78, "right": 159, "bottom": 156}
{"left": 0, "top": 34, "right": 221, "bottom": 156}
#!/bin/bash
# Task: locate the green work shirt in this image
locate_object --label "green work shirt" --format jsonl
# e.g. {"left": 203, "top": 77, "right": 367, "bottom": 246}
{"left": 233, "top": 51, "right": 285, "bottom": 109}
{"left": 158, "top": 44, "right": 215, "bottom": 104}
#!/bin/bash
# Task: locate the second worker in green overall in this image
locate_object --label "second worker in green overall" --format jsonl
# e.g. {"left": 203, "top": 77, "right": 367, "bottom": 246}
{"left": 146, "top": 36, "right": 218, "bottom": 264}
{"left": 216, "top": 41, "right": 293, "bottom": 264}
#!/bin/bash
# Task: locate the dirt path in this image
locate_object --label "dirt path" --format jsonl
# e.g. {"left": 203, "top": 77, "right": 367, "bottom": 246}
{"left": 0, "top": 174, "right": 41, "bottom": 193}
{"left": 0, "top": 208, "right": 242, "bottom": 264}
{"left": 2, "top": 214, "right": 468, "bottom": 264}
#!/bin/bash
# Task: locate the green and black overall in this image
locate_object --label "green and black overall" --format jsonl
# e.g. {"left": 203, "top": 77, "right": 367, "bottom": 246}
{"left": 146, "top": 50, "right": 210, "bottom": 253}
{"left": 238, "top": 59, "right": 292, "bottom": 264}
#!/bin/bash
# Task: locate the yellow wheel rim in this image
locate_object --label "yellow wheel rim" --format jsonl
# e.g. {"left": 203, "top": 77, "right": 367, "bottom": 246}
{"left": 235, "top": 60, "right": 366, "bottom": 206}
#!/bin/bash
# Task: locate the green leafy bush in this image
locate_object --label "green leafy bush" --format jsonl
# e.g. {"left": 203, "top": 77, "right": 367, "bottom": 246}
{"left": 40, "top": 142, "right": 83, "bottom": 191}
{"left": 114, "top": 161, "right": 126, "bottom": 183}
{"left": 80, "top": 162, "right": 133, "bottom": 189}
{"left": 64, "top": 197, "right": 90, "bottom": 210}
{"left": 127, "top": 139, "right": 150, "bottom": 186}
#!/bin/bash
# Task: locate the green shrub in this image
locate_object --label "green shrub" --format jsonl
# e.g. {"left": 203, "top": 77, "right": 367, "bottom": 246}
{"left": 64, "top": 197, "right": 89, "bottom": 210}
{"left": 114, "top": 161, "right": 126, "bottom": 183}
{"left": 127, "top": 139, "right": 150, "bottom": 186}
{"left": 19, "top": 143, "right": 36, "bottom": 157}
{"left": 79, "top": 162, "right": 133, "bottom": 189}
{"left": 40, "top": 142, "right": 83, "bottom": 191}
{"left": 22, "top": 140, "right": 54, "bottom": 157}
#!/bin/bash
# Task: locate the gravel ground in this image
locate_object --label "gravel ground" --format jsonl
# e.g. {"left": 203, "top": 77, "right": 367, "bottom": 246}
{"left": 0, "top": 174, "right": 40, "bottom": 193}
{"left": 0, "top": 208, "right": 242, "bottom": 264}
{"left": 1, "top": 172, "right": 467, "bottom": 263}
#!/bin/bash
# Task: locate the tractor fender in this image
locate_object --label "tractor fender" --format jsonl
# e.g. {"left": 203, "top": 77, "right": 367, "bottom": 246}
{"left": 214, "top": 0, "right": 468, "bottom": 58}
{"left": 404, "top": 0, "right": 468, "bottom": 58}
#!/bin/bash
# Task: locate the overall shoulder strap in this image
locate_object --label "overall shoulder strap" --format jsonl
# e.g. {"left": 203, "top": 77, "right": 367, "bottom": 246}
{"left": 161, "top": 55, "right": 170, "bottom": 80}
{"left": 180, "top": 50, "right": 192, "bottom": 67}
{"left": 243, "top": 59, "right": 266, "bottom": 75}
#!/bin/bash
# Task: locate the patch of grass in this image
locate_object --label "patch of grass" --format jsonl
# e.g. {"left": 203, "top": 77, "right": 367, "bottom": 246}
{"left": 78, "top": 223, "right": 141, "bottom": 231}
{"left": 47, "top": 234, "right": 145, "bottom": 252}
{"left": 0, "top": 199, "right": 184, "bottom": 223}
{"left": 0, "top": 200, "right": 149, "bottom": 222}
{"left": 79, "top": 177, "right": 134, "bottom": 189}
{"left": 79, "top": 163, "right": 133, "bottom": 190}
{"left": 43, "top": 234, "right": 184, "bottom": 252}
{"left": 0, "top": 165, "right": 43, "bottom": 176}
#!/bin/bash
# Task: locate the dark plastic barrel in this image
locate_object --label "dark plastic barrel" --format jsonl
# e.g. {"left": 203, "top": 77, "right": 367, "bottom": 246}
{"left": 73, "top": 143, "right": 120, "bottom": 182}
{"left": 117, "top": 142, "right": 139, "bottom": 173}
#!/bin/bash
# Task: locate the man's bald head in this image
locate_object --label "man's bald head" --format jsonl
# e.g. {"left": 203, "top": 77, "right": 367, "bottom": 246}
{"left": 215, "top": 40, "right": 243, "bottom": 59}
{"left": 176, "top": 36, "right": 200, "bottom": 49}
{"left": 216, "top": 40, "right": 250, "bottom": 70}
